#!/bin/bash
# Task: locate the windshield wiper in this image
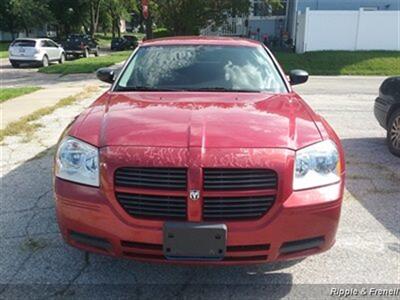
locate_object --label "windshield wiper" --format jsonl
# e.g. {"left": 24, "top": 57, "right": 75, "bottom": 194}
{"left": 186, "top": 87, "right": 262, "bottom": 93}
{"left": 115, "top": 86, "right": 180, "bottom": 92}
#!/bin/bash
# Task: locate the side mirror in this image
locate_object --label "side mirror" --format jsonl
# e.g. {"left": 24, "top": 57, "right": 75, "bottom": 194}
{"left": 289, "top": 69, "right": 309, "bottom": 86}
{"left": 96, "top": 68, "right": 115, "bottom": 84}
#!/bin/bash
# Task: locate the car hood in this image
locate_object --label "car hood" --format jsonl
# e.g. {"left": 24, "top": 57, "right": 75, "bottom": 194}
{"left": 72, "top": 92, "right": 322, "bottom": 150}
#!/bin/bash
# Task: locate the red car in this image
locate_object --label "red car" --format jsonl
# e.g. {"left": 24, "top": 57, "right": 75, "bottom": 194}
{"left": 54, "top": 37, "right": 345, "bottom": 265}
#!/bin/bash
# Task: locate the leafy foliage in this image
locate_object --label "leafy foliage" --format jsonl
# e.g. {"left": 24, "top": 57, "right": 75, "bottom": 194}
{"left": 102, "top": 0, "right": 137, "bottom": 37}
{"left": 0, "top": 0, "right": 52, "bottom": 38}
{"left": 0, "top": 0, "right": 284, "bottom": 39}
{"left": 153, "top": 0, "right": 251, "bottom": 35}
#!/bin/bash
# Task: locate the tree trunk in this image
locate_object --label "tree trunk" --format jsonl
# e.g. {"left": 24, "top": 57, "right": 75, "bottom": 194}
{"left": 111, "top": 12, "right": 115, "bottom": 38}
{"left": 90, "top": 0, "right": 102, "bottom": 38}
{"left": 116, "top": 19, "right": 121, "bottom": 38}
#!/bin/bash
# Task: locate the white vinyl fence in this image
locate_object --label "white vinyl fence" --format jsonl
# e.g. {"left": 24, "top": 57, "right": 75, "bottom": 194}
{"left": 295, "top": 8, "right": 400, "bottom": 53}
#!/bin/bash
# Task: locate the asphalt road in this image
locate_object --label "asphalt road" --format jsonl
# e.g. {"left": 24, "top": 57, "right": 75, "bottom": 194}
{"left": 1, "top": 76, "right": 399, "bottom": 299}
{"left": 0, "top": 51, "right": 111, "bottom": 88}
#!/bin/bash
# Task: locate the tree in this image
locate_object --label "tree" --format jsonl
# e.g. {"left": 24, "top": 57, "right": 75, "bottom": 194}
{"left": 89, "top": 0, "right": 102, "bottom": 38}
{"left": 0, "top": 0, "right": 52, "bottom": 39}
{"left": 153, "top": 0, "right": 283, "bottom": 36}
{"left": 153, "top": 0, "right": 248, "bottom": 35}
{"left": 10, "top": 0, "right": 52, "bottom": 37}
{"left": 103, "top": 0, "right": 137, "bottom": 38}
{"left": 48, "top": 0, "right": 90, "bottom": 37}
{"left": 0, "top": 1, "right": 19, "bottom": 39}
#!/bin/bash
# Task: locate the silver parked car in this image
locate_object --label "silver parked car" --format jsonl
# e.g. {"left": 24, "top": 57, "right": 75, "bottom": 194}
{"left": 9, "top": 38, "right": 66, "bottom": 68}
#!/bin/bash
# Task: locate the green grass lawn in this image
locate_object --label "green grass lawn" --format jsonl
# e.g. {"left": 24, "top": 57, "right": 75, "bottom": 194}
{"left": 38, "top": 49, "right": 399, "bottom": 76}
{"left": 38, "top": 51, "right": 131, "bottom": 75}
{"left": 0, "top": 87, "right": 42, "bottom": 103}
{"left": 0, "top": 42, "right": 10, "bottom": 59}
{"left": 275, "top": 51, "right": 400, "bottom": 76}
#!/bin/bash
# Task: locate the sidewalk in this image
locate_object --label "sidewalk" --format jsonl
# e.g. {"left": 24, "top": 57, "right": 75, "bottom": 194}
{"left": 0, "top": 85, "right": 89, "bottom": 129}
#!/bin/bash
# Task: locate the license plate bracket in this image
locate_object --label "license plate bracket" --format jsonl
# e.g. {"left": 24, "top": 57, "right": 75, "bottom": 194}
{"left": 163, "top": 222, "right": 227, "bottom": 260}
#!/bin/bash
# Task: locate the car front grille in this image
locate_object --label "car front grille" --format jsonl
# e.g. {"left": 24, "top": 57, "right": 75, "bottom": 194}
{"left": 114, "top": 167, "right": 277, "bottom": 221}
{"left": 115, "top": 167, "right": 187, "bottom": 190}
{"left": 116, "top": 193, "right": 187, "bottom": 220}
{"left": 203, "top": 169, "right": 277, "bottom": 191}
{"left": 203, "top": 195, "right": 275, "bottom": 220}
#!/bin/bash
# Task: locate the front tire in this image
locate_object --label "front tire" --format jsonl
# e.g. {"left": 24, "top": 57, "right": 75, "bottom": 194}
{"left": 59, "top": 53, "right": 66, "bottom": 64}
{"left": 42, "top": 55, "right": 49, "bottom": 67}
{"left": 387, "top": 109, "right": 400, "bottom": 157}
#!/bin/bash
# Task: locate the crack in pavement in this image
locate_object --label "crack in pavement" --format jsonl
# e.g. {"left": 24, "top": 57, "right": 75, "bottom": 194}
{"left": 23, "top": 190, "right": 54, "bottom": 238}
{"left": 0, "top": 190, "right": 53, "bottom": 216}
{"left": 53, "top": 252, "right": 91, "bottom": 297}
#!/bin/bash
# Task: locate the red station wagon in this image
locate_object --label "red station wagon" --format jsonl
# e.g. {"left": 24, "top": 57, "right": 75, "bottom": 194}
{"left": 54, "top": 37, "right": 345, "bottom": 264}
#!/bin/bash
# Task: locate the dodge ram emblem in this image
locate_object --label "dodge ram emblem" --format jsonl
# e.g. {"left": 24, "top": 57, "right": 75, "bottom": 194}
{"left": 189, "top": 190, "right": 200, "bottom": 201}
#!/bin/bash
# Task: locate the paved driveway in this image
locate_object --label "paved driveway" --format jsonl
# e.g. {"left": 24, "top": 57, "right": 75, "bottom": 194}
{"left": 1, "top": 76, "right": 399, "bottom": 299}
{"left": 0, "top": 58, "right": 97, "bottom": 88}
{"left": 0, "top": 50, "right": 113, "bottom": 88}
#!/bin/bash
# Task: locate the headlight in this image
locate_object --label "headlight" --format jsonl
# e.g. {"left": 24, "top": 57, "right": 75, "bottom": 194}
{"left": 293, "top": 140, "right": 340, "bottom": 190}
{"left": 55, "top": 136, "right": 99, "bottom": 187}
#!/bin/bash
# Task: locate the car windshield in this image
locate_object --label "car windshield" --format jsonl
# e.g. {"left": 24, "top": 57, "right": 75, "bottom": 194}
{"left": 116, "top": 45, "right": 287, "bottom": 93}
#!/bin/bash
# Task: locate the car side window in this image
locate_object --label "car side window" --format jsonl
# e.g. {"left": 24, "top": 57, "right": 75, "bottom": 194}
{"left": 48, "top": 40, "right": 58, "bottom": 48}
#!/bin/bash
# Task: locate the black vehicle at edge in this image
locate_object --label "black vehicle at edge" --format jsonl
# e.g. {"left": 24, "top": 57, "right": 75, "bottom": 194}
{"left": 111, "top": 35, "right": 139, "bottom": 51}
{"left": 374, "top": 76, "right": 400, "bottom": 157}
{"left": 62, "top": 34, "right": 99, "bottom": 58}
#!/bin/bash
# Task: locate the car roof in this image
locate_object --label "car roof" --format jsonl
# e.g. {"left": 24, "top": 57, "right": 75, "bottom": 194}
{"left": 141, "top": 36, "right": 261, "bottom": 47}
{"left": 13, "top": 38, "right": 49, "bottom": 42}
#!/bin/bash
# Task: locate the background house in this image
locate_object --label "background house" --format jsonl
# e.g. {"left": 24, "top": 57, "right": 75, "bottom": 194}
{"left": 287, "top": 0, "right": 400, "bottom": 42}
{"left": 201, "top": 0, "right": 399, "bottom": 52}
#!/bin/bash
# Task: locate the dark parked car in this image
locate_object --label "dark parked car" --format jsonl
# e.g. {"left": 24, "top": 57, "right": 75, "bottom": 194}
{"left": 123, "top": 35, "right": 139, "bottom": 49}
{"left": 62, "top": 34, "right": 99, "bottom": 58}
{"left": 111, "top": 36, "right": 139, "bottom": 51}
{"left": 111, "top": 37, "right": 131, "bottom": 51}
{"left": 374, "top": 76, "right": 400, "bottom": 157}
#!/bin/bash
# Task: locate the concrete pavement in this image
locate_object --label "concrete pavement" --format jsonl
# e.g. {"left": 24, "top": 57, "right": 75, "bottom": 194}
{"left": 0, "top": 86, "right": 85, "bottom": 129}
{"left": 1, "top": 76, "right": 399, "bottom": 299}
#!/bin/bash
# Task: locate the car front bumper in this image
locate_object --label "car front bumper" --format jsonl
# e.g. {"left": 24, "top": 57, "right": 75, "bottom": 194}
{"left": 55, "top": 177, "right": 344, "bottom": 265}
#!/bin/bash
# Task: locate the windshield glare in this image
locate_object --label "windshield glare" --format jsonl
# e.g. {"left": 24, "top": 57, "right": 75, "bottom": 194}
{"left": 116, "top": 45, "right": 287, "bottom": 93}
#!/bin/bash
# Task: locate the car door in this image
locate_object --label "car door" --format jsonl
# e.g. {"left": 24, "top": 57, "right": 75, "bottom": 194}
{"left": 47, "top": 40, "right": 62, "bottom": 59}
{"left": 45, "top": 40, "right": 60, "bottom": 60}
{"left": 40, "top": 40, "right": 52, "bottom": 60}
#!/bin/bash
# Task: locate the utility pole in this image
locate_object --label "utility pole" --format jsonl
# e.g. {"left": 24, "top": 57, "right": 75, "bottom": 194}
{"left": 142, "top": 0, "right": 153, "bottom": 39}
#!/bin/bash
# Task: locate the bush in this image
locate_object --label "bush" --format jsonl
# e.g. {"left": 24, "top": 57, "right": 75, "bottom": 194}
{"left": 152, "top": 28, "right": 172, "bottom": 39}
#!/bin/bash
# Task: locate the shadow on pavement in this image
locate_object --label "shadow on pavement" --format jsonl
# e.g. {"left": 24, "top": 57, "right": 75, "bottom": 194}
{"left": 342, "top": 137, "right": 400, "bottom": 239}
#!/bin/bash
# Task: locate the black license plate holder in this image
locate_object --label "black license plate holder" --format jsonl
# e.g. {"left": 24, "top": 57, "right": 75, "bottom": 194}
{"left": 163, "top": 222, "right": 227, "bottom": 260}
